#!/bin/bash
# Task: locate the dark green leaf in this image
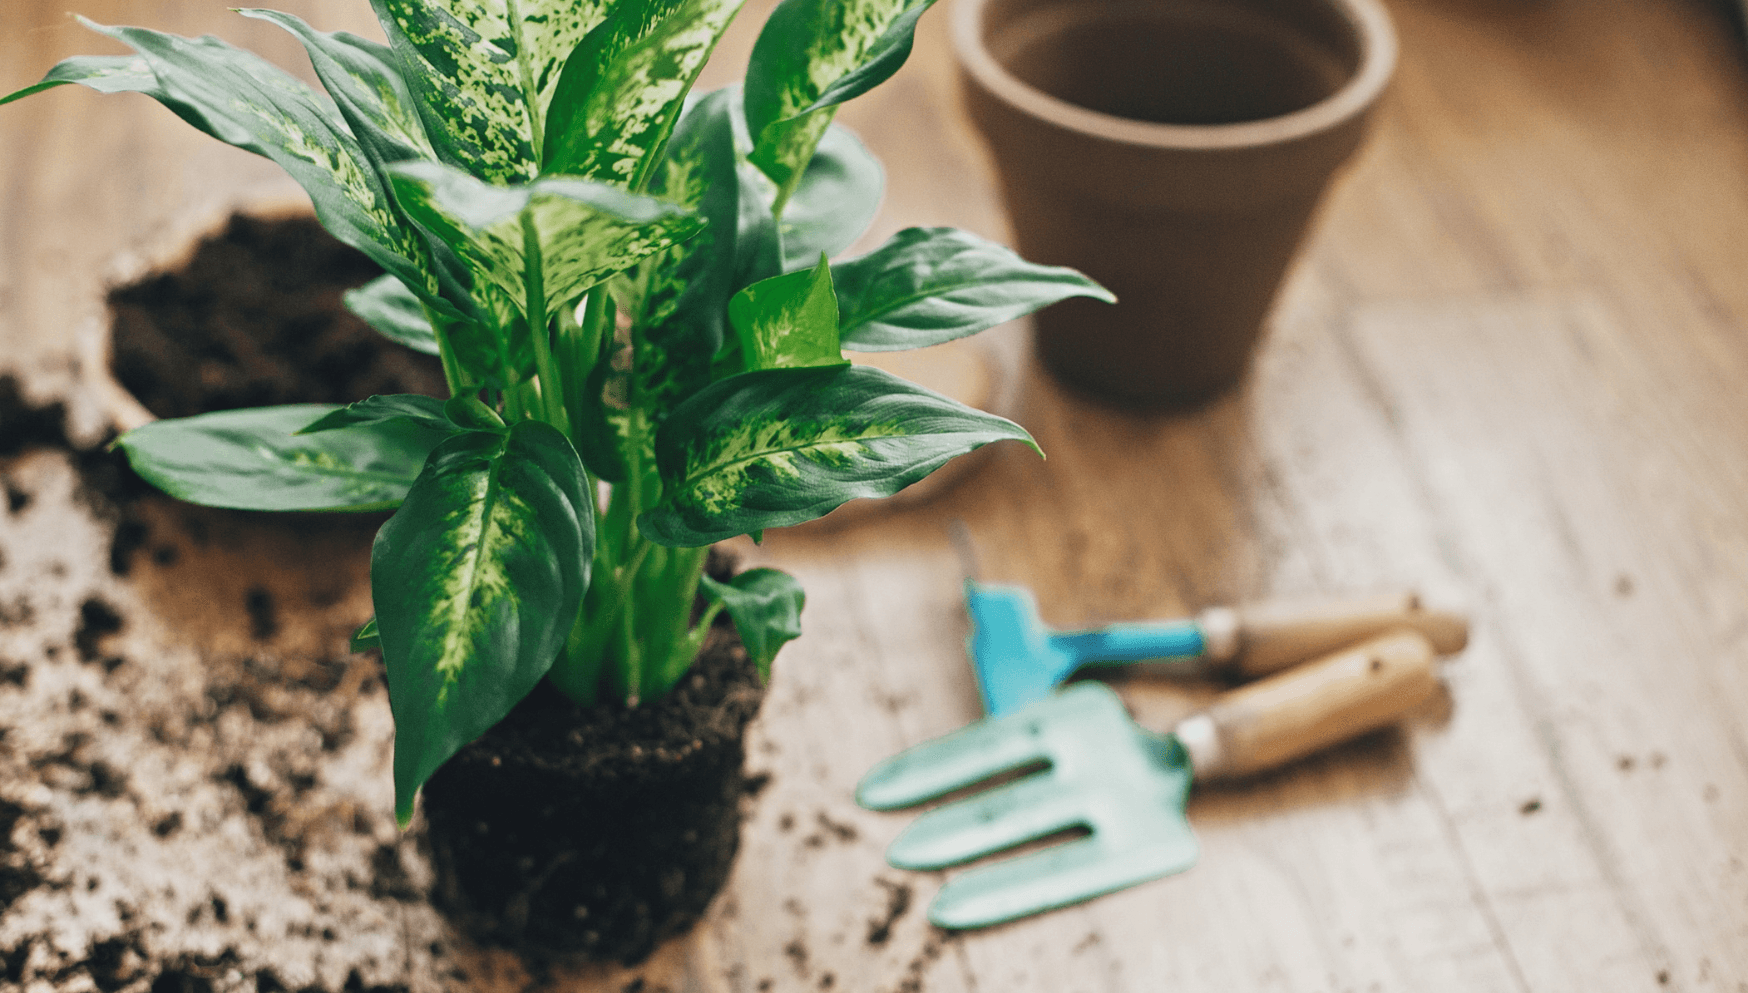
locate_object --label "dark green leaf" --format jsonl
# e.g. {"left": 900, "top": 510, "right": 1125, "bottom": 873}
{"left": 701, "top": 568, "right": 804, "bottom": 679}
{"left": 728, "top": 95, "right": 785, "bottom": 293}
{"left": 117, "top": 405, "right": 450, "bottom": 512}
{"left": 443, "top": 396, "right": 508, "bottom": 432}
{"left": 779, "top": 123, "right": 882, "bottom": 271}
{"left": 836, "top": 227, "right": 1115, "bottom": 351}
{"left": 449, "top": 282, "right": 536, "bottom": 389}
{"left": 352, "top": 616, "right": 381, "bottom": 652}
{"left": 728, "top": 255, "right": 849, "bottom": 371}
{"left": 642, "top": 365, "right": 1037, "bottom": 544}
{"left": 344, "top": 275, "right": 439, "bottom": 355}
{"left": 543, "top": 0, "right": 745, "bottom": 187}
{"left": 367, "top": 0, "right": 609, "bottom": 182}
{"left": 299, "top": 395, "right": 451, "bottom": 435}
{"left": 373, "top": 422, "right": 593, "bottom": 825}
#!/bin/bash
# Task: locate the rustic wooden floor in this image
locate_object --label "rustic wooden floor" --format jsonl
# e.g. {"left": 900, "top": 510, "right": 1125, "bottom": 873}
{"left": 2, "top": 0, "right": 1746, "bottom": 990}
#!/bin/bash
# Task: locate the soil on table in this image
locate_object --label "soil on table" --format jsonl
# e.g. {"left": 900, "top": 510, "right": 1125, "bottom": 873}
{"left": 424, "top": 551, "right": 765, "bottom": 965}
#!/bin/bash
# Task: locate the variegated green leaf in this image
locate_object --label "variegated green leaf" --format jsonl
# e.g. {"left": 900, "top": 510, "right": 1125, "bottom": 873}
{"left": 837, "top": 227, "right": 1115, "bottom": 350}
{"left": 345, "top": 275, "right": 440, "bottom": 355}
{"left": 116, "top": 405, "right": 450, "bottom": 512}
{"left": 389, "top": 160, "right": 703, "bottom": 327}
{"left": 241, "top": 9, "right": 437, "bottom": 169}
{"left": 299, "top": 394, "right": 452, "bottom": 434}
{"left": 744, "top": 0, "right": 935, "bottom": 207}
{"left": 642, "top": 365, "right": 1036, "bottom": 544}
{"left": 729, "top": 255, "right": 849, "bottom": 371}
{"left": 11, "top": 19, "right": 439, "bottom": 305}
{"left": 625, "top": 90, "right": 784, "bottom": 422}
{"left": 543, "top": 0, "right": 746, "bottom": 187}
{"left": 700, "top": 567, "right": 804, "bottom": 679}
{"left": 0, "top": 54, "right": 158, "bottom": 105}
{"left": 368, "top": 0, "right": 609, "bottom": 182}
{"left": 543, "top": 0, "right": 683, "bottom": 177}
{"left": 373, "top": 422, "right": 592, "bottom": 825}
{"left": 745, "top": 104, "right": 832, "bottom": 217}
{"left": 780, "top": 122, "right": 882, "bottom": 271}
{"left": 639, "top": 89, "right": 758, "bottom": 355}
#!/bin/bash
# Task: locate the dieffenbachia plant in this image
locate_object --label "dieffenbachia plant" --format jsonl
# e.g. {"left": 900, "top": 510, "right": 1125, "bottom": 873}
{"left": 4, "top": 0, "right": 1112, "bottom": 825}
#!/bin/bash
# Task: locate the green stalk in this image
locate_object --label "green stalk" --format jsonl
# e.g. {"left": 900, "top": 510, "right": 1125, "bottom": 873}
{"left": 558, "top": 289, "right": 610, "bottom": 449}
{"left": 521, "top": 214, "right": 569, "bottom": 431}
{"left": 503, "top": 381, "right": 529, "bottom": 421}
{"left": 642, "top": 543, "right": 713, "bottom": 699}
{"left": 422, "top": 304, "right": 472, "bottom": 398}
{"left": 615, "top": 406, "right": 650, "bottom": 700}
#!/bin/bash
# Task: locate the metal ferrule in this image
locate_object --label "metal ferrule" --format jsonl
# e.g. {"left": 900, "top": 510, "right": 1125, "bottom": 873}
{"left": 1197, "top": 606, "right": 1241, "bottom": 665}
{"left": 1174, "top": 712, "right": 1226, "bottom": 779}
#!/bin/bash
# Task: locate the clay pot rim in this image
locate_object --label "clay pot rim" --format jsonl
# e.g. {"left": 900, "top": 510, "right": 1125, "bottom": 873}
{"left": 949, "top": 0, "right": 1399, "bottom": 152}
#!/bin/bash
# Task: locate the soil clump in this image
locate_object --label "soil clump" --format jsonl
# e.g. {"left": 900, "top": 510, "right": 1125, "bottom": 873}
{"left": 107, "top": 213, "right": 445, "bottom": 419}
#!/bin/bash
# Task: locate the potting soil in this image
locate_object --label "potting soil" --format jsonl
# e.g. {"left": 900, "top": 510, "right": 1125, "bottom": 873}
{"left": 423, "top": 556, "right": 765, "bottom": 965}
{"left": 107, "top": 212, "right": 446, "bottom": 419}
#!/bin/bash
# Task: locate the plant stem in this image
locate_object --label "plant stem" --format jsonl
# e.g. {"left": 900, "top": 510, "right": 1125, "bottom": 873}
{"left": 522, "top": 214, "right": 568, "bottom": 431}
{"left": 423, "top": 304, "right": 471, "bottom": 399}
{"left": 503, "top": 381, "right": 528, "bottom": 421}
{"left": 559, "top": 289, "right": 609, "bottom": 445}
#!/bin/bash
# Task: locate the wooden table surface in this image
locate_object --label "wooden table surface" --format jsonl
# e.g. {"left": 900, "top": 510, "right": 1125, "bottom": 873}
{"left": 2, "top": 0, "right": 1747, "bottom": 990}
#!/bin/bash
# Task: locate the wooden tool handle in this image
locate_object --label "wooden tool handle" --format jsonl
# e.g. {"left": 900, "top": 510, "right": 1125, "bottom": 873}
{"left": 1179, "top": 629, "right": 1440, "bottom": 781}
{"left": 1212, "top": 592, "right": 1468, "bottom": 679}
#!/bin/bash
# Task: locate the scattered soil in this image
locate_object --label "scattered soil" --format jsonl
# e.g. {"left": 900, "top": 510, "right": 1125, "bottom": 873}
{"left": 0, "top": 215, "right": 450, "bottom": 990}
{"left": 423, "top": 552, "right": 769, "bottom": 965}
{"left": 865, "top": 878, "right": 913, "bottom": 947}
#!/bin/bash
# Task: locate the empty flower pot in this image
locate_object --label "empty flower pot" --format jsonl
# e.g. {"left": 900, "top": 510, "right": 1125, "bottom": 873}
{"left": 952, "top": 0, "right": 1397, "bottom": 409}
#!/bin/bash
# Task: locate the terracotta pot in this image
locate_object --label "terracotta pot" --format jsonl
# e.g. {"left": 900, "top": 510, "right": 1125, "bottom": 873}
{"left": 952, "top": 0, "right": 1397, "bottom": 409}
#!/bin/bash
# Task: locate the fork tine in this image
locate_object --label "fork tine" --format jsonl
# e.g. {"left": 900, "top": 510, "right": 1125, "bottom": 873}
{"left": 927, "top": 829, "right": 1200, "bottom": 930}
{"left": 884, "top": 772, "right": 1085, "bottom": 869}
{"left": 857, "top": 684, "right": 1127, "bottom": 811}
{"left": 857, "top": 713, "right": 1053, "bottom": 811}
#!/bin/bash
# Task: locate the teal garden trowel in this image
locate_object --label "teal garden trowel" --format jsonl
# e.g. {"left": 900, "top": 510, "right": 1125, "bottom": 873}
{"left": 967, "top": 582, "right": 1468, "bottom": 715}
{"left": 858, "top": 629, "right": 1442, "bottom": 929}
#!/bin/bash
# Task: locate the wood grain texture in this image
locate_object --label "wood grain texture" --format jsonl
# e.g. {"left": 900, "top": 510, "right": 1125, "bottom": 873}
{"left": 1, "top": 0, "right": 1746, "bottom": 989}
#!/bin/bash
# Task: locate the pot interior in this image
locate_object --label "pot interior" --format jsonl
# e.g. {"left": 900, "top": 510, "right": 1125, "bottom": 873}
{"left": 983, "top": 0, "right": 1363, "bottom": 127}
